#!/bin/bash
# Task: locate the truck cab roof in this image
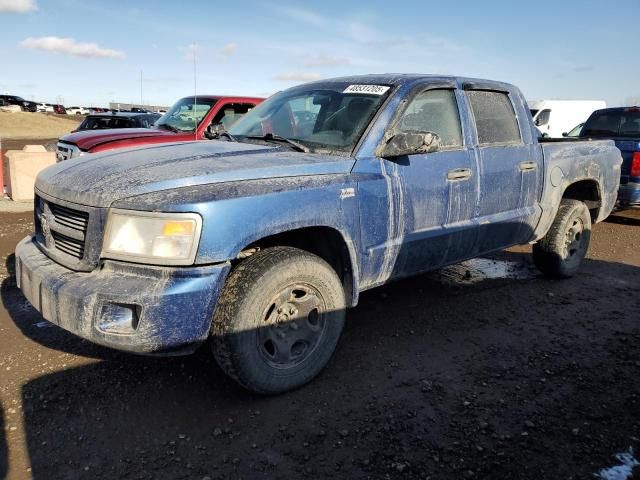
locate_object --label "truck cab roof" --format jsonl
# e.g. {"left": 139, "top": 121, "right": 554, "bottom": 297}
{"left": 297, "top": 73, "right": 518, "bottom": 92}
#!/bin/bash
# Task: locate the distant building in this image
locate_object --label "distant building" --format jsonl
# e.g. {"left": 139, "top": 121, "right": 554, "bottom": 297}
{"left": 108, "top": 102, "right": 170, "bottom": 112}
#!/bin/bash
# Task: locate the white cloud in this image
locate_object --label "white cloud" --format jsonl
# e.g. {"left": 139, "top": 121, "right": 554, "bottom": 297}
{"left": 220, "top": 42, "right": 238, "bottom": 56}
{"left": 0, "top": 0, "right": 37, "bottom": 12}
{"left": 274, "top": 6, "right": 326, "bottom": 26}
{"left": 20, "top": 36, "right": 125, "bottom": 58}
{"left": 183, "top": 42, "right": 237, "bottom": 62}
{"left": 274, "top": 72, "right": 322, "bottom": 82}
{"left": 303, "top": 54, "right": 350, "bottom": 67}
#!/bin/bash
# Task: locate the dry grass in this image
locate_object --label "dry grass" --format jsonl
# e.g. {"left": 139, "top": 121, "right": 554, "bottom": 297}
{"left": 0, "top": 112, "right": 81, "bottom": 139}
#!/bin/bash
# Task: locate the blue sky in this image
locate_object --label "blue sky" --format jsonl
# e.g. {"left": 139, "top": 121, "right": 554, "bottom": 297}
{"left": 1, "top": 0, "right": 638, "bottom": 107}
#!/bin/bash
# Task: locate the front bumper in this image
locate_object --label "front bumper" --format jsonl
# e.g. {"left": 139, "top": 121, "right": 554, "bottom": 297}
{"left": 15, "top": 236, "right": 230, "bottom": 355}
{"left": 618, "top": 181, "right": 640, "bottom": 206}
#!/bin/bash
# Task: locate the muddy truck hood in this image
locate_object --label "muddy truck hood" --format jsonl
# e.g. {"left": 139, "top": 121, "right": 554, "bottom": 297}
{"left": 60, "top": 128, "right": 176, "bottom": 151}
{"left": 36, "top": 141, "right": 355, "bottom": 208}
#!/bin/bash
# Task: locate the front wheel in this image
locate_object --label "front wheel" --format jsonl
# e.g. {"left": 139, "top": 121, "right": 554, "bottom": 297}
{"left": 211, "top": 247, "right": 346, "bottom": 394}
{"left": 533, "top": 199, "right": 591, "bottom": 278}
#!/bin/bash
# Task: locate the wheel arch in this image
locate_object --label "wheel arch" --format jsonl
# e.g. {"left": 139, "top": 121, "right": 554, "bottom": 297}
{"left": 234, "top": 226, "right": 360, "bottom": 307}
{"left": 561, "top": 178, "right": 602, "bottom": 221}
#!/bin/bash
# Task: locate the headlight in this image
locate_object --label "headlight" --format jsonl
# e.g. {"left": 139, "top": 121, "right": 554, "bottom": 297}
{"left": 70, "top": 145, "right": 85, "bottom": 159}
{"left": 102, "top": 209, "right": 202, "bottom": 265}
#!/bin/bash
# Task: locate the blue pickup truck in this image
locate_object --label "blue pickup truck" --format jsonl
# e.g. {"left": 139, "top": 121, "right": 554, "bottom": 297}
{"left": 15, "top": 74, "right": 621, "bottom": 393}
{"left": 579, "top": 106, "right": 640, "bottom": 206}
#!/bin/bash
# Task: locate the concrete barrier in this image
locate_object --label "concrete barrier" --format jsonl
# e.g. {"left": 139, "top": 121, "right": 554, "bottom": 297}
{"left": 0, "top": 138, "right": 4, "bottom": 196}
{"left": 5, "top": 145, "right": 56, "bottom": 202}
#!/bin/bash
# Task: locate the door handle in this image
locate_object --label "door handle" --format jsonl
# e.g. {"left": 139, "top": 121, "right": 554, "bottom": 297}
{"left": 519, "top": 161, "right": 537, "bottom": 172}
{"left": 447, "top": 168, "right": 472, "bottom": 181}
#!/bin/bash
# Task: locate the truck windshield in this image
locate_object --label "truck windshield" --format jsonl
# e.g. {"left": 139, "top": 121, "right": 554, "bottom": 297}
{"left": 229, "top": 85, "right": 392, "bottom": 154}
{"left": 155, "top": 97, "right": 217, "bottom": 132}
{"left": 581, "top": 110, "right": 640, "bottom": 138}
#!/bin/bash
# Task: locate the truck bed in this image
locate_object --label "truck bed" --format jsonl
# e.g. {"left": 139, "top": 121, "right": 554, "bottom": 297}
{"left": 533, "top": 138, "right": 622, "bottom": 241}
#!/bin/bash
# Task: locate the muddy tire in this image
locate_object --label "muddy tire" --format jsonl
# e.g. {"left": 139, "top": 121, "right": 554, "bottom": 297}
{"left": 211, "top": 247, "right": 346, "bottom": 394}
{"left": 533, "top": 199, "right": 591, "bottom": 278}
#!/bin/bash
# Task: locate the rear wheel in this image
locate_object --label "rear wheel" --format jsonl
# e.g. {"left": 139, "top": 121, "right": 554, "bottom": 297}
{"left": 211, "top": 247, "right": 346, "bottom": 394}
{"left": 533, "top": 199, "right": 591, "bottom": 278}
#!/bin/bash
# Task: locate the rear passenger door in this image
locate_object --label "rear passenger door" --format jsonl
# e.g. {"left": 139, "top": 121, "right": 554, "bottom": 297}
{"left": 465, "top": 88, "right": 541, "bottom": 252}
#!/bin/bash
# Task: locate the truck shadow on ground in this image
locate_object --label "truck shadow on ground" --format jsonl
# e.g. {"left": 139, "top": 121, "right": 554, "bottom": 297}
{"left": 5, "top": 251, "right": 640, "bottom": 479}
{"left": 0, "top": 403, "right": 7, "bottom": 480}
{"left": 605, "top": 210, "right": 640, "bottom": 227}
{"left": 1, "top": 254, "right": 123, "bottom": 360}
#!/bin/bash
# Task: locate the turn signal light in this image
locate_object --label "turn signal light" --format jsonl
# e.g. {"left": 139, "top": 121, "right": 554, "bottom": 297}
{"left": 162, "top": 221, "right": 195, "bottom": 236}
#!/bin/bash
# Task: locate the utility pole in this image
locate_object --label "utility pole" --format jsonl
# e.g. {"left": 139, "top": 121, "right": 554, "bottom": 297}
{"left": 140, "top": 70, "right": 144, "bottom": 107}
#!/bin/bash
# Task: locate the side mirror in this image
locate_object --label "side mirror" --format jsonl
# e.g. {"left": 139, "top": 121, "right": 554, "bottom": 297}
{"left": 204, "top": 123, "right": 226, "bottom": 140}
{"left": 381, "top": 131, "right": 440, "bottom": 158}
{"left": 562, "top": 132, "right": 568, "bottom": 137}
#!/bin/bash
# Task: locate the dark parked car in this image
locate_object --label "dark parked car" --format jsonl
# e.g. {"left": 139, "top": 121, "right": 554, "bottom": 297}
{"left": 0, "top": 94, "right": 38, "bottom": 112}
{"left": 74, "top": 112, "right": 162, "bottom": 132}
{"left": 579, "top": 107, "right": 640, "bottom": 206}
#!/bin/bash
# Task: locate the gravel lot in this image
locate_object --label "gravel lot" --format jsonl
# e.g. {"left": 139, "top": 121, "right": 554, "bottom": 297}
{"left": 0, "top": 208, "right": 638, "bottom": 480}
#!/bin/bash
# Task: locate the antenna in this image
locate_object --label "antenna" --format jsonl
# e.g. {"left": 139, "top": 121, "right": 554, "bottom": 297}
{"left": 140, "top": 70, "right": 143, "bottom": 107}
{"left": 193, "top": 43, "right": 198, "bottom": 141}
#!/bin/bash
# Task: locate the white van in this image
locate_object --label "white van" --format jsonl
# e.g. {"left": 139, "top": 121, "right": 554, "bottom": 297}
{"left": 529, "top": 100, "right": 606, "bottom": 138}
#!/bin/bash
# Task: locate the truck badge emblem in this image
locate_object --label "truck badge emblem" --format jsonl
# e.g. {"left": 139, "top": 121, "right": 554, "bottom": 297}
{"left": 40, "top": 207, "right": 54, "bottom": 249}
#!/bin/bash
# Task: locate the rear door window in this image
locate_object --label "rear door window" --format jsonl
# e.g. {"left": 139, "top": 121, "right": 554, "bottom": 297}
{"left": 467, "top": 90, "right": 522, "bottom": 145}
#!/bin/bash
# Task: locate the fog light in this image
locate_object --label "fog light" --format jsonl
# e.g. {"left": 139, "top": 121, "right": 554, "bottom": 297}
{"left": 97, "top": 303, "right": 140, "bottom": 335}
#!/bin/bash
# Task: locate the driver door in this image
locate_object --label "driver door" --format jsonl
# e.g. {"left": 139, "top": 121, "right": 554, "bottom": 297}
{"left": 359, "top": 87, "right": 478, "bottom": 282}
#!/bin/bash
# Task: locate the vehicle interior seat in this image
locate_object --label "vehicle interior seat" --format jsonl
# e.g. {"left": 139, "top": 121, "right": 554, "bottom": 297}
{"left": 326, "top": 98, "right": 374, "bottom": 138}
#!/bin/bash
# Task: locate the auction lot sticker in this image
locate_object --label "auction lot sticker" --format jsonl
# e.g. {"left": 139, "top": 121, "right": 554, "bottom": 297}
{"left": 343, "top": 85, "right": 390, "bottom": 95}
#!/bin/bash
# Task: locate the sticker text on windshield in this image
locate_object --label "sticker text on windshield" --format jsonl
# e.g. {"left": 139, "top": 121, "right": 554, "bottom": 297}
{"left": 343, "top": 85, "right": 390, "bottom": 95}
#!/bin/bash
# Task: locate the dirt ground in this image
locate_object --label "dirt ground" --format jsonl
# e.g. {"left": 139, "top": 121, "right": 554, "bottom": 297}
{"left": 0, "top": 112, "right": 80, "bottom": 140}
{"left": 0, "top": 208, "right": 638, "bottom": 480}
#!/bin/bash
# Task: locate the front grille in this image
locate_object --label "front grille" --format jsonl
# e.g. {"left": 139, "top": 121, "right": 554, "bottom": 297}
{"left": 49, "top": 203, "right": 89, "bottom": 232}
{"left": 56, "top": 142, "right": 75, "bottom": 162}
{"left": 51, "top": 231, "right": 85, "bottom": 258}
{"left": 35, "top": 195, "right": 101, "bottom": 270}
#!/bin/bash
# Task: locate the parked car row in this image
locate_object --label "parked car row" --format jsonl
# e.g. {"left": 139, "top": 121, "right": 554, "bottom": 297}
{"left": 0, "top": 93, "right": 165, "bottom": 116}
{"left": 18, "top": 74, "right": 625, "bottom": 395}
{"left": 56, "top": 95, "right": 262, "bottom": 160}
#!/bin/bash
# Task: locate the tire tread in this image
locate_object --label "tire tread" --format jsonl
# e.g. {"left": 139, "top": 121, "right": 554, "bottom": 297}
{"left": 212, "top": 246, "right": 344, "bottom": 393}
{"left": 533, "top": 199, "right": 590, "bottom": 278}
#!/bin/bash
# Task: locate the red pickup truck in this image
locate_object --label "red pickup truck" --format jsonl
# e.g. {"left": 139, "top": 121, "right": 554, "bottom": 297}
{"left": 56, "top": 95, "right": 263, "bottom": 161}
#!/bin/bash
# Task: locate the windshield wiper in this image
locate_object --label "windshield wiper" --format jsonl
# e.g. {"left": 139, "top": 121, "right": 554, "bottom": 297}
{"left": 156, "top": 123, "right": 180, "bottom": 133}
{"left": 244, "top": 133, "right": 309, "bottom": 152}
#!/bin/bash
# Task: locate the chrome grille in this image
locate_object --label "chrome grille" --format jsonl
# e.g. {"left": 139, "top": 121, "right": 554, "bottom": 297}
{"left": 49, "top": 203, "right": 89, "bottom": 233}
{"left": 51, "top": 231, "right": 85, "bottom": 258}
{"left": 56, "top": 142, "right": 78, "bottom": 162}
{"left": 35, "top": 196, "right": 91, "bottom": 264}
